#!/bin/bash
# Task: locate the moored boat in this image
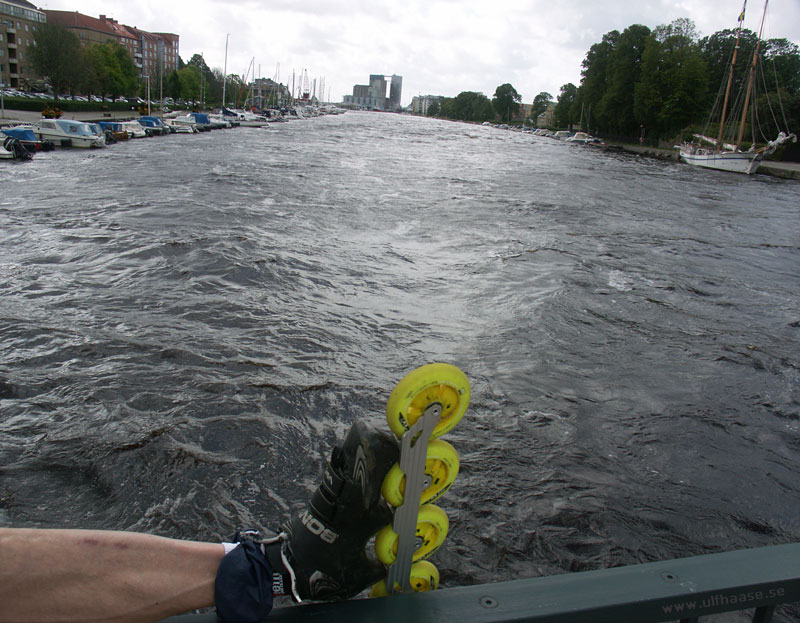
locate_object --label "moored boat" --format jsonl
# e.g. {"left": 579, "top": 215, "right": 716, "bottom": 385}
{"left": 678, "top": 0, "right": 796, "bottom": 174}
{"left": 119, "top": 120, "right": 148, "bottom": 139}
{"left": 0, "top": 135, "right": 33, "bottom": 160}
{"left": 189, "top": 113, "right": 214, "bottom": 131}
{"left": 31, "top": 119, "right": 106, "bottom": 148}
{"left": 98, "top": 122, "right": 130, "bottom": 142}
{"left": 138, "top": 116, "right": 170, "bottom": 136}
{"left": 565, "top": 132, "right": 598, "bottom": 145}
{"left": 222, "top": 107, "right": 269, "bottom": 127}
{"left": 1, "top": 126, "right": 55, "bottom": 152}
{"left": 163, "top": 116, "right": 197, "bottom": 133}
{"left": 207, "top": 114, "right": 234, "bottom": 129}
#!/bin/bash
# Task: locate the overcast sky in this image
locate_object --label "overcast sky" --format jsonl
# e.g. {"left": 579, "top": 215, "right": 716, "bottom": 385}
{"left": 39, "top": 0, "right": 800, "bottom": 106}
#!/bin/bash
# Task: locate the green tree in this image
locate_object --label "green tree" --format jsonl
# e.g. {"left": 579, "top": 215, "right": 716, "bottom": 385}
{"left": 29, "top": 22, "right": 81, "bottom": 99}
{"left": 440, "top": 97, "right": 456, "bottom": 119}
{"left": 531, "top": 91, "right": 552, "bottom": 122}
{"left": 177, "top": 65, "right": 201, "bottom": 102}
{"left": 762, "top": 38, "right": 800, "bottom": 95}
{"left": 205, "top": 68, "right": 226, "bottom": 107}
{"left": 85, "top": 41, "right": 139, "bottom": 98}
{"left": 114, "top": 43, "right": 139, "bottom": 97}
{"left": 580, "top": 30, "right": 619, "bottom": 131}
{"left": 185, "top": 54, "right": 213, "bottom": 104}
{"left": 653, "top": 17, "right": 699, "bottom": 42}
{"left": 555, "top": 83, "right": 578, "bottom": 128}
{"left": 427, "top": 100, "right": 441, "bottom": 117}
{"left": 699, "top": 28, "right": 759, "bottom": 104}
{"left": 74, "top": 45, "right": 98, "bottom": 96}
{"left": 166, "top": 70, "right": 182, "bottom": 100}
{"left": 473, "top": 95, "right": 495, "bottom": 122}
{"left": 187, "top": 53, "right": 210, "bottom": 74}
{"left": 226, "top": 74, "right": 246, "bottom": 107}
{"left": 634, "top": 21, "right": 708, "bottom": 139}
{"left": 451, "top": 91, "right": 493, "bottom": 122}
{"left": 601, "top": 24, "right": 651, "bottom": 136}
{"left": 492, "top": 83, "right": 521, "bottom": 123}
{"left": 753, "top": 40, "right": 800, "bottom": 138}
{"left": 569, "top": 88, "right": 586, "bottom": 129}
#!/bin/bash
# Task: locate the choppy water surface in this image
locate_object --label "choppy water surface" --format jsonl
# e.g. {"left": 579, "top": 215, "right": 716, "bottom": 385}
{"left": 1, "top": 113, "right": 799, "bottom": 618}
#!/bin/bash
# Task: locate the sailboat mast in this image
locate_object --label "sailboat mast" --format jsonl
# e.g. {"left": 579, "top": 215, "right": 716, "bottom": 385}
{"left": 222, "top": 34, "right": 229, "bottom": 108}
{"left": 717, "top": 0, "right": 747, "bottom": 152}
{"left": 736, "top": 0, "right": 768, "bottom": 149}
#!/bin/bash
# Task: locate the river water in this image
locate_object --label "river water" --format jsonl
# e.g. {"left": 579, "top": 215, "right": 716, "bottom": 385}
{"left": 1, "top": 113, "right": 799, "bottom": 619}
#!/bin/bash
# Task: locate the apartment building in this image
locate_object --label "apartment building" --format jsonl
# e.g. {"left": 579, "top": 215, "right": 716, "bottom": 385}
{"left": 45, "top": 10, "right": 179, "bottom": 80}
{"left": 411, "top": 95, "right": 444, "bottom": 116}
{"left": 0, "top": 0, "right": 45, "bottom": 89}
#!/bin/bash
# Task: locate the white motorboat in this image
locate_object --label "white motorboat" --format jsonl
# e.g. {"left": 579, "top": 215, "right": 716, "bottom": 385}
{"left": 163, "top": 117, "right": 197, "bottom": 133}
{"left": 222, "top": 108, "right": 269, "bottom": 127}
{"left": 32, "top": 119, "right": 106, "bottom": 148}
{"left": 565, "top": 132, "right": 594, "bottom": 145}
{"left": 119, "top": 120, "right": 148, "bottom": 139}
{"left": 207, "top": 114, "right": 233, "bottom": 129}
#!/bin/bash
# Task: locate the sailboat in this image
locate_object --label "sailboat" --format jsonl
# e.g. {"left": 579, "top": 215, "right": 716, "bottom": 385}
{"left": 679, "top": 0, "right": 796, "bottom": 174}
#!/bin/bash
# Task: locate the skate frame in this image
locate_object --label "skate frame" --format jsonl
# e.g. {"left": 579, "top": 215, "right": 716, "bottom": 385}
{"left": 385, "top": 402, "right": 442, "bottom": 594}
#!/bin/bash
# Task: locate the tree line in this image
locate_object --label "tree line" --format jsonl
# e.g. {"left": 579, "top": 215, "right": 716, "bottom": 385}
{"left": 561, "top": 17, "right": 800, "bottom": 142}
{"left": 29, "top": 23, "right": 139, "bottom": 99}
{"left": 425, "top": 83, "right": 523, "bottom": 124}
{"left": 424, "top": 17, "right": 800, "bottom": 144}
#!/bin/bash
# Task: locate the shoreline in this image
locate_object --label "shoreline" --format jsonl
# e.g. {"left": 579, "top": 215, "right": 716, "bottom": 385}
{"left": 597, "top": 142, "right": 800, "bottom": 180}
{"left": 4, "top": 108, "right": 798, "bottom": 180}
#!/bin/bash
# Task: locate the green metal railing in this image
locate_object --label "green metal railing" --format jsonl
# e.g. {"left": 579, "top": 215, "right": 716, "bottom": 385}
{"left": 164, "top": 542, "right": 800, "bottom": 623}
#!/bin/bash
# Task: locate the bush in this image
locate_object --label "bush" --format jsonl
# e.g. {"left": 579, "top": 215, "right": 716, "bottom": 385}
{"left": 1, "top": 96, "right": 134, "bottom": 113}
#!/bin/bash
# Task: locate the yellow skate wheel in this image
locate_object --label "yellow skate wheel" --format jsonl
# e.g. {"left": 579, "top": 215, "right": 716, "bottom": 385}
{"left": 369, "top": 561, "right": 440, "bottom": 597}
{"left": 408, "top": 560, "right": 440, "bottom": 592}
{"left": 374, "top": 504, "right": 449, "bottom": 565}
{"left": 382, "top": 439, "right": 460, "bottom": 507}
{"left": 386, "top": 363, "right": 470, "bottom": 439}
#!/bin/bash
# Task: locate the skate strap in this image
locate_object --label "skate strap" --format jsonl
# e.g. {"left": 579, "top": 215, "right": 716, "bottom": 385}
{"left": 259, "top": 532, "right": 303, "bottom": 603}
{"left": 309, "top": 463, "right": 346, "bottom": 520}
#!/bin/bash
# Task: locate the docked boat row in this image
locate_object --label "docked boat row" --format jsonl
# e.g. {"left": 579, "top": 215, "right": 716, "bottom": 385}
{"left": 480, "top": 122, "right": 602, "bottom": 145}
{"left": 538, "top": 129, "right": 602, "bottom": 145}
{"left": 0, "top": 105, "right": 346, "bottom": 161}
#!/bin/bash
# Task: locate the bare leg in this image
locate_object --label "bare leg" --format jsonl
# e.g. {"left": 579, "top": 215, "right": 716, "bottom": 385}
{"left": 0, "top": 528, "right": 225, "bottom": 623}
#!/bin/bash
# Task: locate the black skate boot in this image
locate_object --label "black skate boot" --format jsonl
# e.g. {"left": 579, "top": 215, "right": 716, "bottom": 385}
{"left": 216, "top": 420, "right": 399, "bottom": 621}
{"left": 258, "top": 420, "right": 399, "bottom": 602}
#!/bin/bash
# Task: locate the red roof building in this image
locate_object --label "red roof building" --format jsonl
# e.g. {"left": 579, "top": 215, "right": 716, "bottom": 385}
{"left": 45, "top": 9, "right": 179, "bottom": 79}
